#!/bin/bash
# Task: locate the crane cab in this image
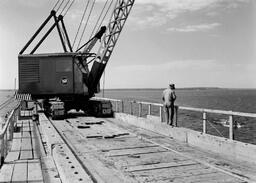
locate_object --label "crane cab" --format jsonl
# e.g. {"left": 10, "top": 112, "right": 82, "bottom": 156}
{"left": 18, "top": 53, "right": 89, "bottom": 99}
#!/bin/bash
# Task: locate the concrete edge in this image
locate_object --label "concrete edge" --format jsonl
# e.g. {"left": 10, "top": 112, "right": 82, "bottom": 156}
{"left": 115, "top": 113, "right": 256, "bottom": 164}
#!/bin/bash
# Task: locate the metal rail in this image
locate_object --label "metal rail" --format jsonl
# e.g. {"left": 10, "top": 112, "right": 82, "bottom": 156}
{"left": 93, "top": 97, "right": 256, "bottom": 141}
{"left": 0, "top": 105, "right": 20, "bottom": 166}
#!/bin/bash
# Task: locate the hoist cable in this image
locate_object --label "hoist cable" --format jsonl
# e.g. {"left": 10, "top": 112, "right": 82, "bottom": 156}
{"left": 63, "top": 0, "right": 76, "bottom": 17}
{"left": 60, "top": 0, "right": 72, "bottom": 15}
{"left": 77, "top": 0, "right": 96, "bottom": 49}
{"left": 97, "top": 0, "right": 114, "bottom": 32}
{"left": 102, "top": 70, "right": 106, "bottom": 98}
{"left": 60, "top": 26, "right": 67, "bottom": 48}
{"left": 52, "top": 0, "right": 61, "bottom": 10}
{"left": 89, "top": 0, "right": 109, "bottom": 39}
{"left": 72, "top": 0, "right": 91, "bottom": 49}
{"left": 56, "top": 0, "right": 65, "bottom": 12}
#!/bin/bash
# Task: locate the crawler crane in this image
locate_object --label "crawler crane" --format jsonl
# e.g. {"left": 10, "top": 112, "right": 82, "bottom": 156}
{"left": 18, "top": 0, "right": 135, "bottom": 118}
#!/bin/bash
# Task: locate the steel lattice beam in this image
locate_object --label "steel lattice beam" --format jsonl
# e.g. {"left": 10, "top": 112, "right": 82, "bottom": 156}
{"left": 88, "top": 0, "right": 135, "bottom": 95}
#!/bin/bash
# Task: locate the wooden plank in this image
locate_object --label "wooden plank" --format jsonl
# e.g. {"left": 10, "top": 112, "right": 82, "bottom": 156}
{"left": 21, "top": 138, "right": 32, "bottom": 151}
{"left": 11, "top": 138, "right": 21, "bottom": 151}
{"left": 131, "top": 163, "right": 204, "bottom": 181}
{"left": 27, "top": 161, "right": 43, "bottom": 182}
{"left": 68, "top": 118, "right": 129, "bottom": 139}
{"left": 78, "top": 154, "right": 137, "bottom": 183}
{"left": 112, "top": 151, "right": 189, "bottom": 168}
{"left": 22, "top": 120, "right": 30, "bottom": 126}
{"left": 132, "top": 165, "right": 216, "bottom": 182}
{"left": 11, "top": 161, "right": 27, "bottom": 182}
{"left": 17, "top": 120, "right": 23, "bottom": 125}
{"left": 22, "top": 126, "right": 30, "bottom": 132}
{"left": 32, "top": 136, "right": 40, "bottom": 159}
{"left": 80, "top": 123, "right": 118, "bottom": 138}
{"left": 85, "top": 137, "right": 154, "bottom": 151}
{"left": 107, "top": 146, "right": 167, "bottom": 157}
{"left": 20, "top": 150, "right": 33, "bottom": 160}
{"left": 22, "top": 131, "right": 31, "bottom": 138}
{"left": 0, "top": 163, "right": 15, "bottom": 182}
{"left": 4, "top": 151, "right": 20, "bottom": 163}
{"left": 126, "top": 160, "right": 198, "bottom": 172}
{"left": 29, "top": 121, "right": 35, "bottom": 132}
{"left": 164, "top": 172, "right": 242, "bottom": 183}
{"left": 13, "top": 132, "right": 22, "bottom": 139}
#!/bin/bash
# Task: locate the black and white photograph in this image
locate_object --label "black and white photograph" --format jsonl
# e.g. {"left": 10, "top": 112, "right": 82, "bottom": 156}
{"left": 0, "top": 0, "right": 255, "bottom": 182}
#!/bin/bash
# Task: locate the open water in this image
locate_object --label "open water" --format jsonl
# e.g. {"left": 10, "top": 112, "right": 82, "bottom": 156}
{"left": 0, "top": 90, "right": 15, "bottom": 124}
{"left": 1, "top": 89, "right": 255, "bottom": 144}
{"left": 98, "top": 88, "right": 256, "bottom": 144}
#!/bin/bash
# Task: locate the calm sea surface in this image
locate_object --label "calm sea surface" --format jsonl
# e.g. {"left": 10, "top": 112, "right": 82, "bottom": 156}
{"left": 0, "top": 90, "right": 16, "bottom": 123}
{"left": 1, "top": 89, "right": 255, "bottom": 144}
{"left": 97, "top": 88, "right": 256, "bottom": 144}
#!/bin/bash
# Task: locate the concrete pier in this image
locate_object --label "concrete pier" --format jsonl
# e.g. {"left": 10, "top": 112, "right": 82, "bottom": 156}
{"left": 0, "top": 104, "right": 256, "bottom": 182}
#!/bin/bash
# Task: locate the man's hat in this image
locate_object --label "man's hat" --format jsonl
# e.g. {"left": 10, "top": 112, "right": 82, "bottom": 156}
{"left": 169, "top": 83, "right": 175, "bottom": 89}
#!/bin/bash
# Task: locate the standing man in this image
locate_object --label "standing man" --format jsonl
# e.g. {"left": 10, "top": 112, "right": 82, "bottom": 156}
{"left": 162, "top": 83, "right": 177, "bottom": 126}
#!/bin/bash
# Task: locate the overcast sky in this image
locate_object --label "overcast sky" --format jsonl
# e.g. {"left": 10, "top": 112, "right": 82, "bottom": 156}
{"left": 0, "top": 0, "right": 255, "bottom": 89}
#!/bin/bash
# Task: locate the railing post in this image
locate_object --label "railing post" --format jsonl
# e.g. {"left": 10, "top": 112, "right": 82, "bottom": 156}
{"left": 115, "top": 101, "right": 118, "bottom": 112}
{"left": 138, "top": 103, "right": 142, "bottom": 117}
{"left": 159, "top": 106, "right": 163, "bottom": 122}
{"left": 9, "top": 116, "right": 14, "bottom": 141}
{"left": 148, "top": 104, "right": 152, "bottom": 115}
{"left": 229, "top": 114, "right": 233, "bottom": 140}
{"left": 121, "top": 101, "right": 124, "bottom": 113}
{"left": 175, "top": 106, "right": 178, "bottom": 127}
{"left": 0, "top": 126, "right": 4, "bottom": 166}
{"left": 130, "top": 101, "right": 133, "bottom": 115}
{"left": 4, "top": 133, "right": 8, "bottom": 157}
{"left": 203, "top": 112, "right": 207, "bottom": 134}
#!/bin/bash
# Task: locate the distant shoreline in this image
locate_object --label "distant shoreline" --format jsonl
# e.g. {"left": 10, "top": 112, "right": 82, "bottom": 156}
{"left": 100, "top": 87, "right": 256, "bottom": 91}
{"left": 1, "top": 87, "right": 256, "bottom": 91}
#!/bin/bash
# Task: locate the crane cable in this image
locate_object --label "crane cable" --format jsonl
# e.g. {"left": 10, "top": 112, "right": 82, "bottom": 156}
{"left": 54, "top": 0, "right": 75, "bottom": 49}
{"left": 76, "top": 0, "right": 113, "bottom": 52}
{"left": 60, "top": 0, "right": 72, "bottom": 15}
{"left": 77, "top": 0, "right": 97, "bottom": 49}
{"left": 55, "top": 0, "right": 65, "bottom": 12}
{"left": 102, "top": 70, "right": 106, "bottom": 98}
{"left": 52, "top": 0, "right": 61, "bottom": 10}
{"left": 72, "top": 0, "right": 91, "bottom": 49}
{"left": 96, "top": 0, "right": 114, "bottom": 34}
{"left": 63, "top": 0, "right": 75, "bottom": 17}
{"left": 89, "top": 0, "right": 109, "bottom": 39}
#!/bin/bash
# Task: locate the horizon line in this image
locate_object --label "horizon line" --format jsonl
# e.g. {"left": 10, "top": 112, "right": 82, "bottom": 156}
{"left": 1, "top": 87, "right": 256, "bottom": 91}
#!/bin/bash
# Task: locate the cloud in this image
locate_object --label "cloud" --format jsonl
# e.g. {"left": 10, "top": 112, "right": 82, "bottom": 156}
{"left": 112, "top": 59, "right": 218, "bottom": 72}
{"left": 167, "top": 23, "right": 221, "bottom": 32}
{"left": 129, "top": 0, "right": 250, "bottom": 29}
{"left": 105, "top": 59, "right": 229, "bottom": 88}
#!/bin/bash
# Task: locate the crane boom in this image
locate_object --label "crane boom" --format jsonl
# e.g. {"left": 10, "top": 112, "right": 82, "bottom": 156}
{"left": 88, "top": 0, "right": 135, "bottom": 96}
{"left": 18, "top": 0, "right": 135, "bottom": 117}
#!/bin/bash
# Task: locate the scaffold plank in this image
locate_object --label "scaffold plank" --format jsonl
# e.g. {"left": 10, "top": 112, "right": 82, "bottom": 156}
{"left": 28, "top": 160, "right": 43, "bottom": 182}
{"left": 11, "top": 161, "right": 27, "bottom": 182}
{"left": 0, "top": 163, "right": 14, "bottom": 182}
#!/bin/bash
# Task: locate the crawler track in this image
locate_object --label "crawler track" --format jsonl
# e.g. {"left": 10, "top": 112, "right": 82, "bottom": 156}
{"left": 49, "top": 115, "right": 249, "bottom": 183}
